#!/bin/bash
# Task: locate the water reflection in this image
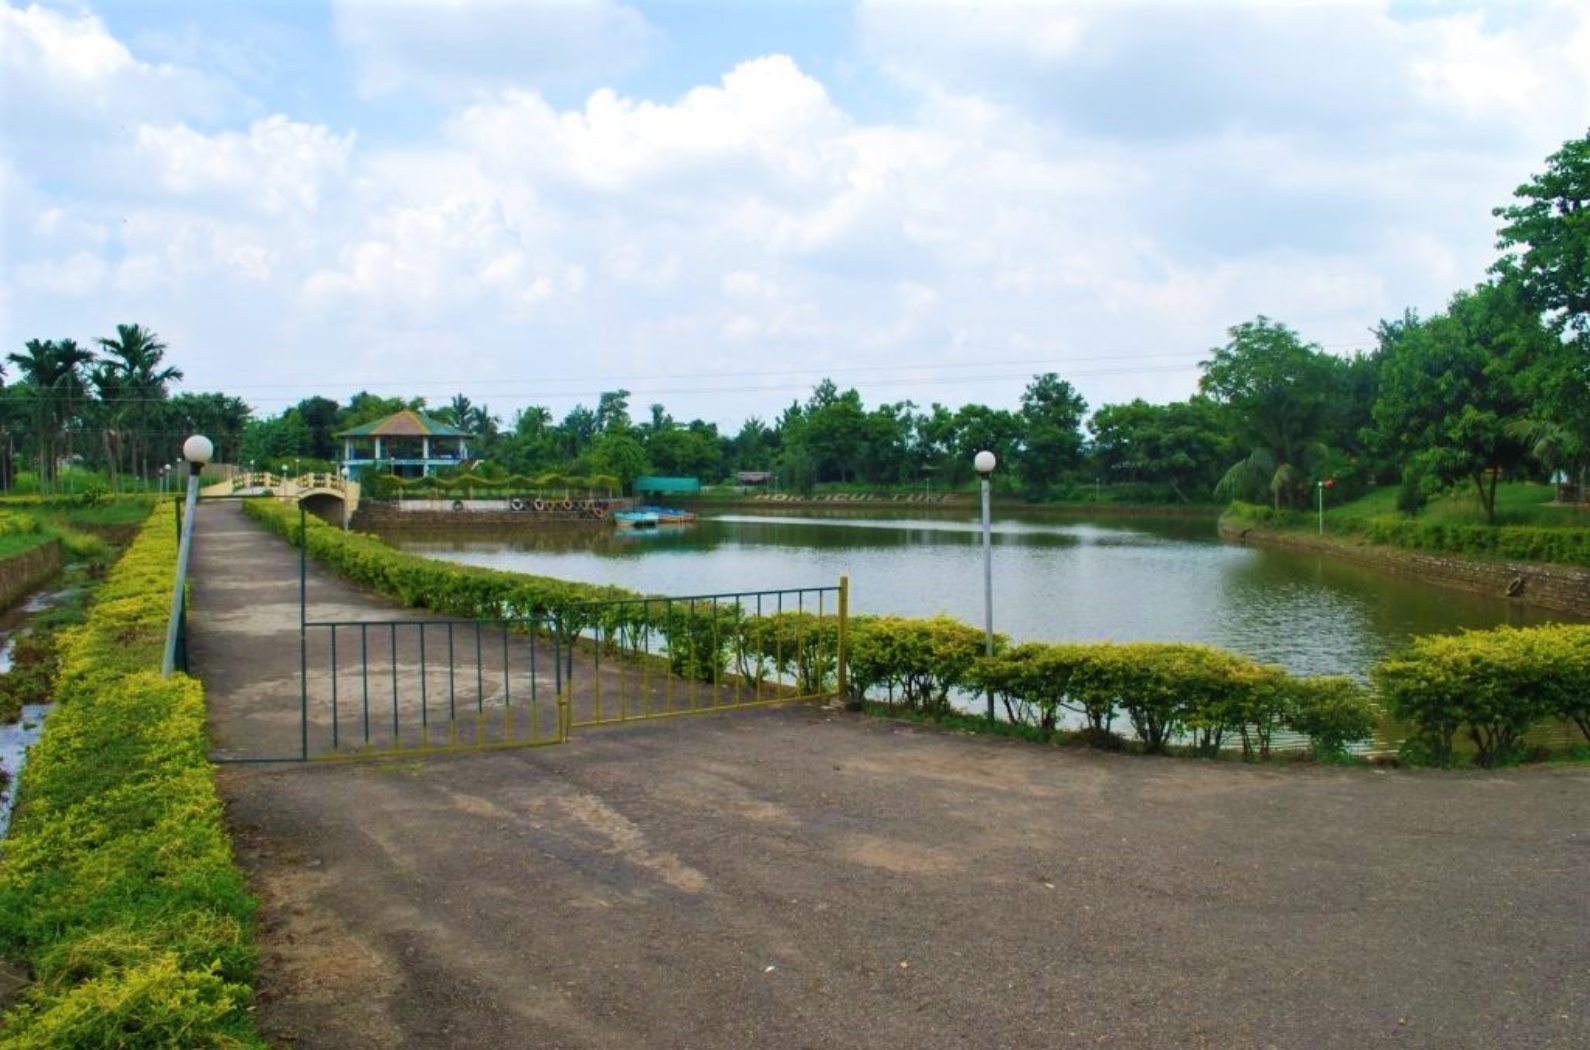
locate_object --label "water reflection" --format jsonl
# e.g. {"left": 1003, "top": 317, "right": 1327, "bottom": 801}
{"left": 383, "top": 512, "right": 1582, "bottom": 680}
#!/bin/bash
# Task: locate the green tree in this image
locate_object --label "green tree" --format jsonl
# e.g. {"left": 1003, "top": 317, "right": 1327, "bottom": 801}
{"left": 8, "top": 338, "right": 95, "bottom": 487}
{"left": 1493, "top": 130, "right": 1590, "bottom": 335}
{"left": 801, "top": 380, "right": 868, "bottom": 483}
{"left": 338, "top": 392, "right": 423, "bottom": 430}
{"left": 293, "top": 396, "right": 342, "bottom": 461}
{"left": 168, "top": 392, "right": 249, "bottom": 466}
{"left": 559, "top": 404, "right": 598, "bottom": 458}
{"left": 1371, "top": 282, "right": 1542, "bottom": 522}
{"left": 950, "top": 403, "right": 1021, "bottom": 487}
{"left": 1015, "top": 373, "right": 1087, "bottom": 499}
{"left": 96, "top": 324, "right": 181, "bottom": 481}
{"left": 584, "top": 431, "right": 649, "bottom": 492}
{"left": 1087, "top": 397, "right": 1233, "bottom": 501}
{"left": 595, "top": 389, "right": 632, "bottom": 434}
{"left": 1200, "top": 317, "right": 1344, "bottom": 509}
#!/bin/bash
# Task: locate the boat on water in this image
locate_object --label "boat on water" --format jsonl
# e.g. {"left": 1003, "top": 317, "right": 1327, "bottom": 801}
{"left": 638, "top": 505, "right": 698, "bottom": 525}
{"left": 613, "top": 510, "right": 659, "bottom": 529}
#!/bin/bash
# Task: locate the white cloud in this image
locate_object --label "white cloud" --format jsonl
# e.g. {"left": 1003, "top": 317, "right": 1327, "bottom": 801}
{"left": 0, "top": 2, "right": 237, "bottom": 132}
{"left": 332, "top": 0, "right": 660, "bottom": 99}
{"left": 16, "top": 250, "right": 108, "bottom": 296}
{"left": 133, "top": 116, "right": 356, "bottom": 214}
{"left": 448, "top": 56, "right": 845, "bottom": 193}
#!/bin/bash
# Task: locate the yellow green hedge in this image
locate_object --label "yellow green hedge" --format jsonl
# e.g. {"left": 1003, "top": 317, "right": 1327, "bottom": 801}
{"left": 0, "top": 504, "right": 268, "bottom": 1048}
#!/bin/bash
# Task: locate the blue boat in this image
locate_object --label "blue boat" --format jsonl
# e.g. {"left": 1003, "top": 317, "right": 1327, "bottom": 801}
{"left": 613, "top": 511, "right": 659, "bottom": 529}
{"left": 638, "top": 505, "right": 698, "bottom": 525}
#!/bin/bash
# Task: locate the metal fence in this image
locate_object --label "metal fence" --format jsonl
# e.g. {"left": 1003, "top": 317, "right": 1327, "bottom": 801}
{"left": 558, "top": 584, "right": 849, "bottom": 730}
{"left": 300, "top": 616, "right": 568, "bottom": 759}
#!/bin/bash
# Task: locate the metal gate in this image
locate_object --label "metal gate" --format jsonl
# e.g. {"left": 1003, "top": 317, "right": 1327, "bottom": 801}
{"left": 292, "top": 582, "right": 849, "bottom": 760}
{"left": 558, "top": 584, "right": 849, "bottom": 731}
{"left": 299, "top": 615, "right": 569, "bottom": 759}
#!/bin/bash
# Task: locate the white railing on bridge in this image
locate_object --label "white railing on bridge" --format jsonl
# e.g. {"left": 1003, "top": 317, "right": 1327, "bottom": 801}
{"left": 230, "top": 471, "right": 351, "bottom": 496}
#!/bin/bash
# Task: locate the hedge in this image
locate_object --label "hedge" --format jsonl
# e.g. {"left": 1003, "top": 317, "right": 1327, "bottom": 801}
{"left": 969, "top": 641, "right": 1372, "bottom": 758}
{"left": 1361, "top": 519, "right": 1590, "bottom": 566}
{"left": 1225, "top": 499, "right": 1590, "bottom": 567}
{"left": 243, "top": 497, "right": 641, "bottom": 620}
{"left": 1374, "top": 624, "right": 1590, "bottom": 767}
{"left": 0, "top": 503, "right": 268, "bottom": 1048}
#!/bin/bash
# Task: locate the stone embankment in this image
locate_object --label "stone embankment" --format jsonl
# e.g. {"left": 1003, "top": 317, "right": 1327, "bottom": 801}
{"left": 350, "top": 497, "right": 631, "bottom": 532}
{"left": 1222, "top": 522, "right": 1590, "bottom": 617}
{"left": 0, "top": 540, "right": 60, "bottom": 611}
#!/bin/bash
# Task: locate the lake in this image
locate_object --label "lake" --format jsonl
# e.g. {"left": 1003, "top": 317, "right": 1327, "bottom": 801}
{"left": 383, "top": 509, "right": 1579, "bottom": 680}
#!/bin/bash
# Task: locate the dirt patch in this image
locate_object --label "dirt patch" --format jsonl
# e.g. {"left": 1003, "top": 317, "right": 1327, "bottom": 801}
{"left": 227, "top": 804, "right": 405, "bottom": 1048}
{"left": 0, "top": 957, "right": 30, "bottom": 1015}
{"left": 839, "top": 834, "right": 963, "bottom": 875}
{"left": 554, "top": 792, "right": 709, "bottom": 894}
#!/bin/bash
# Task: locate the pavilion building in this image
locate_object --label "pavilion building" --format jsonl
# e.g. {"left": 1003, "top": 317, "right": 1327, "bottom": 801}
{"left": 336, "top": 410, "right": 472, "bottom": 479}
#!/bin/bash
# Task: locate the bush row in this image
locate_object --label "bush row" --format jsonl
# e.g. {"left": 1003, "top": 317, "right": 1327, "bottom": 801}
{"left": 1375, "top": 624, "right": 1590, "bottom": 767}
{"left": 970, "top": 641, "right": 1376, "bottom": 758}
{"left": 0, "top": 504, "right": 269, "bottom": 1048}
{"left": 360, "top": 469, "right": 621, "bottom": 499}
{"left": 1359, "top": 519, "right": 1590, "bottom": 566}
{"left": 244, "top": 497, "right": 641, "bottom": 619}
{"left": 1225, "top": 499, "right": 1590, "bottom": 567}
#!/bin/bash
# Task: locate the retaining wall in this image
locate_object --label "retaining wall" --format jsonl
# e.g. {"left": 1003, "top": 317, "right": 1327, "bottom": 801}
{"left": 1222, "top": 523, "right": 1590, "bottom": 617}
{"left": 0, "top": 539, "right": 62, "bottom": 610}
{"left": 351, "top": 499, "right": 629, "bottom": 532}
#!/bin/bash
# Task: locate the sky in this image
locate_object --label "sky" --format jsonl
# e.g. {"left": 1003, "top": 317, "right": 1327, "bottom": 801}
{"left": 3, "top": 0, "right": 1588, "bottom": 432}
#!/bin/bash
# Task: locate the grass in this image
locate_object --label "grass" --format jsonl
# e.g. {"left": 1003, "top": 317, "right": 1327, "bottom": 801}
{"left": 1227, "top": 481, "right": 1590, "bottom": 566}
{"left": 1320, "top": 481, "right": 1588, "bottom": 530}
{"left": 0, "top": 533, "right": 53, "bottom": 560}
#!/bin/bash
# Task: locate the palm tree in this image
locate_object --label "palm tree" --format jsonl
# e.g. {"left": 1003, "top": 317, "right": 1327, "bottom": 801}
{"left": 8, "top": 338, "right": 94, "bottom": 488}
{"left": 97, "top": 324, "right": 181, "bottom": 481}
{"left": 91, "top": 361, "right": 126, "bottom": 490}
{"left": 1508, "top": 417, "right": 1588, "bottom": 502}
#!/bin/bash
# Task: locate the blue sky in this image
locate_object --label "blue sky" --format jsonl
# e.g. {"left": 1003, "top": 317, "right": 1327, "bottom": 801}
{"left": 3, "top": 1, "right": 1588, "bottom": 429}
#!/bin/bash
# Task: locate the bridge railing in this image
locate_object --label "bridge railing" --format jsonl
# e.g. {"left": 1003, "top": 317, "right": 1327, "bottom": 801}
{"left": 231, "top": 471, "right": 350, "bottom": 495}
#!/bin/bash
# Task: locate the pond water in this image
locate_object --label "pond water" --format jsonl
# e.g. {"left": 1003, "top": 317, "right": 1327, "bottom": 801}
{"left": 384, "top": 510, "right": 1580, "bottom": 681}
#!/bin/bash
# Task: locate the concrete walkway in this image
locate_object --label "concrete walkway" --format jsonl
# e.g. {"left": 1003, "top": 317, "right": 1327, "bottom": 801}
{"left": 190, "top": 501, "right": 1590, "bottom": 1050}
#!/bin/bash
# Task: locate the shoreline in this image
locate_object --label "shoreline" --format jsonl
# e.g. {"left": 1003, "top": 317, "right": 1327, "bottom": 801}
{"left": 1221, "top": 521, "right": 1590, "bottom": 618}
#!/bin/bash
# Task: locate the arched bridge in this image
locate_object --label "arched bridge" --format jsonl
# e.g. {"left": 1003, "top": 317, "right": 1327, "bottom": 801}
{"left": 204, "top": 471, "right": 361, "bottom": 524}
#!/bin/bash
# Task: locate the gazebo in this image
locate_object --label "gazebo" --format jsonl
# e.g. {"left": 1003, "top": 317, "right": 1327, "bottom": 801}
{"left": 336, "top": 410, "right": 471, "bottom": 479}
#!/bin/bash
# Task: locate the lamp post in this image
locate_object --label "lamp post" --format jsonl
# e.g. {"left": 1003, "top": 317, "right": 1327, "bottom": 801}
{"left": 975, "top": 450, "right": 997, "bottom": 723}
{"left": 1317, "top": 480, "right": 1324, "bottom": 535}
{"left": 163, "top": 434, "right": 213, "bottom": 676}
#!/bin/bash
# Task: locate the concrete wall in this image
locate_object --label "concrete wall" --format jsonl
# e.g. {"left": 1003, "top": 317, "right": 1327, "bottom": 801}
{"left": 1222, "top": 524, "right": 1590, "bottom": 617}
{"left": 0, "top": 539, "right": 62, "bottom": 611}
{"left": 351, "top": 499, "right": 630, "bottom": 532}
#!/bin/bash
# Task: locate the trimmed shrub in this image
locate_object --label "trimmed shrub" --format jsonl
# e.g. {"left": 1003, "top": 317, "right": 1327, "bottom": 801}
{"left": 738, "top": 612, "right": 843, "bottom": 695}
{"left": 244, "top": 497, "right": 640, "bottom": 620}
{"left": 847, "top": 615, "right": 997, "bottom": 719}
{"left": 0, "top": 504, "right": 268, "bottom": 1047}
{"left": 1286, "top": 676, "right": 1378, "bottom": 759}
{"left": 1374, "top": 626, "right": 1575, "bottom": 767}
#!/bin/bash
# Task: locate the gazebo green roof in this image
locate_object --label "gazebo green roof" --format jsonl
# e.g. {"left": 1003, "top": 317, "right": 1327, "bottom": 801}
{"left": 334, "top": 409, "right": 470, "bottom": 439}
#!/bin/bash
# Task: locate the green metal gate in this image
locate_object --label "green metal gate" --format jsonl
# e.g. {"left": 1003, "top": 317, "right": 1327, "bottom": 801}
{"left": 556, "top": 582, "right": 849, "bottom": 730}
{"left": 299, "top": 615, "right": 569, "bottom": 760}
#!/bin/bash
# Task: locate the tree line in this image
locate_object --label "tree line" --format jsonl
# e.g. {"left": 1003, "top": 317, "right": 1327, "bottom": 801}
{"left": 12, "top": 132, "right": 1589, "bottom": 520}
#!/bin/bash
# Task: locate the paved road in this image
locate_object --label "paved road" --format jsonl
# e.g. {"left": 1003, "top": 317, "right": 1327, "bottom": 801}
{"left": 190, "top": 501, "right": 1590, "bottom": 1050}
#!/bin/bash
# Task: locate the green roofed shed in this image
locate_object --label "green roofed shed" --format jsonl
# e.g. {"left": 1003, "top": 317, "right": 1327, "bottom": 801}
{"left": 336, "top": 409, "right": 472, "bottom": 479}
{"left": 635, "top": 476, "right": 701, "bottom": 494}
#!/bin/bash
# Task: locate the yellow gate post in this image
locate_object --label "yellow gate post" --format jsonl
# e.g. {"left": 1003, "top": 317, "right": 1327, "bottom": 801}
{"left": 838, "top": 575, "right": 857, "bottom": 709}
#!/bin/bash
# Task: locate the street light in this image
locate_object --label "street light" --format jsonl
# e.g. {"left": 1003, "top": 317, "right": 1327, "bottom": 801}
{"left": 975, "top": 450, "right": 997, "bottom": 723}
{"left": 1316, "top": 476, "right": 1336, "bottom": 535}
{"left": 163, "top": 435, "right": 213, "bottom": 676}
